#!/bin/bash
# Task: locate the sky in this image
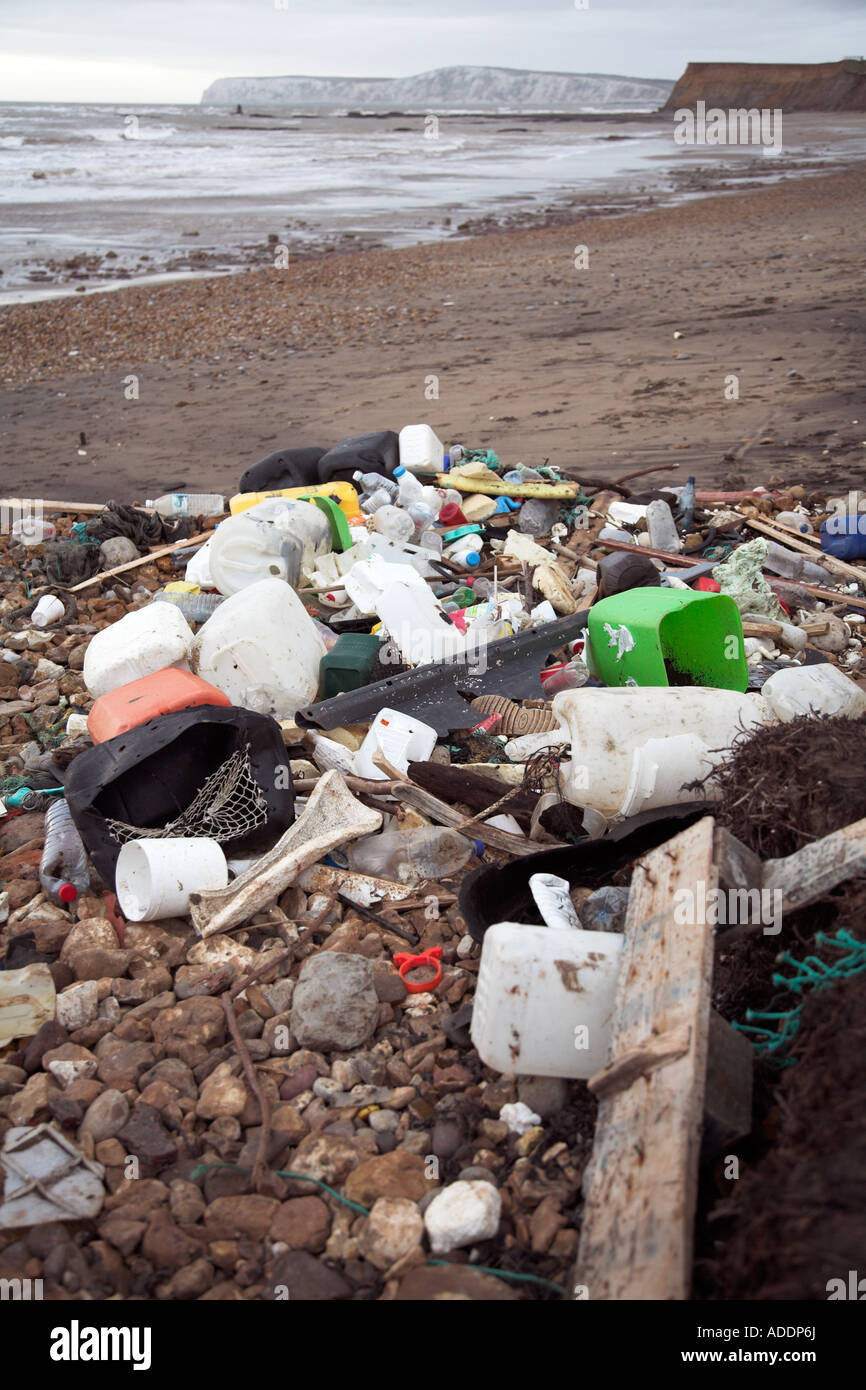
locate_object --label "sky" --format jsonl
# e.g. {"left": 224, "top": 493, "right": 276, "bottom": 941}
{"left": 0, "top": 0, "right": 863, "bottom": 104}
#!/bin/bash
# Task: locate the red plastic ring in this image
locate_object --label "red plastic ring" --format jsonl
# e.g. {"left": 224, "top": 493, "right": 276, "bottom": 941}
{"left": 393, "top": 946, "right": 443, "bottom": 993}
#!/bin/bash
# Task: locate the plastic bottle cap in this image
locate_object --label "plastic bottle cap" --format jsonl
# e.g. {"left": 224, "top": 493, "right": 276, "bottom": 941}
{"left": 473, "top": 840, "right": 485, "bottom": 857}
{"left": 394, "top": 466, "right": 406, "bottom": 477}
{"left": 58, "top": 882, "right": 78, "bottom": 904}
{"left": 465, "top": 551, "right": 480, "bottom": 566}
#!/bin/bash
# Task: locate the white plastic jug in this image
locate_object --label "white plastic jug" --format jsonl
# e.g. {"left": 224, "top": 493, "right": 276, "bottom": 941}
{"left": 471, "top": 923, "right": 623, "bottom": 1078}
{"left": 83, "top": 604, "right": 194, "bottom": 699}
{"left": 762, "top": 664, "right": 866, "bottom": 721}
{"left": 375, "top": 580, "right": 467, "bottom": 666}
{"left": 355, "top": 708, "right": 438, "bottom": 781}
{"left": 552, "top": 686, "right": 771, "bottom": 818}
{"left": 208, "top": 498, "right": 331, "bottom": 596}
{"left": 399, "top": 424, "right": 444, "bottom": 475}
{"left": 190, "top": 577, "right": 326, "bottom": 718}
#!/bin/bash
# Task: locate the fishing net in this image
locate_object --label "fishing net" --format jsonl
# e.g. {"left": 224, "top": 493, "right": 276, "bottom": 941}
{"left": 105, "top": 746, "right": 269, "bottom": 846}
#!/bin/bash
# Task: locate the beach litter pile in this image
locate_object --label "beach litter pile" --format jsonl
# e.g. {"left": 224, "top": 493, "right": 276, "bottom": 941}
{"left": 1, "top": 423, "right": 865, "bottom": 1301}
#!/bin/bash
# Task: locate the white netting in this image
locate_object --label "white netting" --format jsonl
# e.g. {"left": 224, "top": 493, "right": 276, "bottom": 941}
{"left": 106, "top": 746, "right": 269, "bottom": 845}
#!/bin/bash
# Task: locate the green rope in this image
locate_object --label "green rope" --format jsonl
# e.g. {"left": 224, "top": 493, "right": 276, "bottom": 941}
{"left": 733, "top": 929, "right": 866, "bottom": 1064}
{"left": 459, "top": 448, "right": 499, "bottom": 469}
{"left": 189, "top": 1162, "right": 567, "bottom": 1294}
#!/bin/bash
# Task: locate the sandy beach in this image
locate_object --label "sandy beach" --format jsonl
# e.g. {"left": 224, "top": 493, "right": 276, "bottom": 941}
{"left": 1, "top": 164, "right": 864, "bottom": 499}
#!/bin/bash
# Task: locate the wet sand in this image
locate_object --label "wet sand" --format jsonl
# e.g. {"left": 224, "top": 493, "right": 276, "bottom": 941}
{"left": 1, "top": 165, "right": 864, "bottom": 499}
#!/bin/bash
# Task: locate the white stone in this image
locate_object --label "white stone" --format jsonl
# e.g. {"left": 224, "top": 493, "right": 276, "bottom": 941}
{"left": 360, "top": 1197, "right": 423, "bottom": 1270}
{"left": 55, "top": 980, "right": 100, "bottom": 1031}
{"left": 423, "top": 1180, "right": 501, "bottom": 1254}
{"left": 499, "top": 1101, "right": 542, "bottom": 1135}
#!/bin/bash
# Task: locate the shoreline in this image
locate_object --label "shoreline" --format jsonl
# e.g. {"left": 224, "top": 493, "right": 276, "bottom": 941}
{"left": 1, "top": 164, "right": 864, "bottom": 498}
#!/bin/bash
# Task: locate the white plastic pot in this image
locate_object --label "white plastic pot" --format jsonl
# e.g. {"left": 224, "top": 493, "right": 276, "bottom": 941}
{"left": 552, "top": 686, "right": 771, "bottom": 819}
{"left": 116, "top": 837, "right": 228, "bottom": 920}
{"left": 31, "top": 595, "right": 65, "bottom": 628}
{"left": 471, "top": 922, "right": 623, "bottom": 1078}
{"left": 83, "top": 603, "right": 194, "bottom": 698}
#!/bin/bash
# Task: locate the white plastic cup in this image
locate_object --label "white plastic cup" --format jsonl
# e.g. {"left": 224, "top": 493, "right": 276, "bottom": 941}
{"left": 31, "top": 595, "right": 65, "bottom": 628}
{"left": 115, "top": 837, "right": 228, "bottom": 920}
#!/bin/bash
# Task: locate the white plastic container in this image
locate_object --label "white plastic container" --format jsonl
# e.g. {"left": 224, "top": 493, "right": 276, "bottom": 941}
{"left": 375, "top": 580, "right": 466, "bottom": 665}
{"left": 762, "top": 664, "right": 866, "bottom": 722}
{"left": 553, "top": 686, "right": 771, "bottom": 818}
{"left": 355, "top": 707, "right": 438, "bottom": 780}
{"left": 116, "top": 837, "right": 228, "bottom": 920}
{"left": 190, "top": 577, "right": 326, "bottom": 718}
{"left": 11, "top": 516, "right": 56, "bottom": 545}
{"left": 184, "top": 540, "right": 214, "bottom": 589}
{"left": 471, "top": 923, "right": 623, "bottom": 1078}
{"left": 399, "top": 424, "right": 444, "bottom": 475}
{"left": 83, "top": 603, "right": 194, "bottom": 699}
{"left": 646, "top": 498, "right": 682, "bottom": 554}
{"left": 443, "top": 536, "right": 481, "bottom": 569}
{"left": 208, "top": 498, "right": 331, "bottom": 596}
{"left": 31, "top": 595, "right": 65, "bottom": 628}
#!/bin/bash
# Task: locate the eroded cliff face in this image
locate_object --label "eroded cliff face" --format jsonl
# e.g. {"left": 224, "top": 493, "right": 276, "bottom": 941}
{"left": 663, "top": 60, "right": 866, "bottom": 112}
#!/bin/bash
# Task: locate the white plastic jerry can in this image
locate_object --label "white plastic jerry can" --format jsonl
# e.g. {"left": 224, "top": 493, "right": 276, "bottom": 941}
{"left": 471, "top": 923, "right": 623, "bottom": 1079}
{"left": 83, "top": 603, "right": 194, "bottom": 698}
{"left": 399, "top": 424, "right": 445, "bottom": 475}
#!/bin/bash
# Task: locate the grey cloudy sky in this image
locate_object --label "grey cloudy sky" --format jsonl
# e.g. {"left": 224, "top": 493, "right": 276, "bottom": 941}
{"left": 1, "top": 0, "right": 863, "bottom": 102}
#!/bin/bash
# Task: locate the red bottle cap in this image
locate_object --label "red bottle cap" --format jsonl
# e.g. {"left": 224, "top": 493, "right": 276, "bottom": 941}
{"left": 58, "top": 882, "right": 78, "bottom": 904}
{"left": 438, "top": 503, "right": 467, "bottom": 527}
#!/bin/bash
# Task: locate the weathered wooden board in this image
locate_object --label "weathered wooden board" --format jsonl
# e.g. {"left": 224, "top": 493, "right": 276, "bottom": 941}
{"left": 574, "top": 816, "right": 717, "bottom": 1300}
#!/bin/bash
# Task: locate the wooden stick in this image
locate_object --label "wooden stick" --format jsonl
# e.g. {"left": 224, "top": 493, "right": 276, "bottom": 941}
{"left": 68, "top": 529, "right": 214, "bottom": 592}
{"left": 0, "top": 497, "right": 148, "bottom": 516}
{"left": 770, "top": 577, "right": 866, "bottom": 611}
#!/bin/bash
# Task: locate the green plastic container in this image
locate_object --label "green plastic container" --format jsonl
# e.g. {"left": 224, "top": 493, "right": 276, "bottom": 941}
{"left": 319, "top": 633, "right": 381, "bottom": 700}
{"left": 587, "top": 588, "right": 747, "bottom": 690}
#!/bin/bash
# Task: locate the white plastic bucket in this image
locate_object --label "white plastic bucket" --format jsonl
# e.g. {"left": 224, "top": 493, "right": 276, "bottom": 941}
{"left": 471, "top": 923, "right": 623, "bottom": 1078}
{"left": 116, "top": 837, "right": 228, "bottom": 920}
{"left": 83, "top": 604, "right": 194, "bottom": 699}
{"left": 190, "top": 576, "right": 325, "bottom": 718}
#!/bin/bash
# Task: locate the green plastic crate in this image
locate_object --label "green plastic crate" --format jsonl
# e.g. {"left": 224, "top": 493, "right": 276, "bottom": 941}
{"left": 587, "top": 588, "right": 748, "bottom": 690}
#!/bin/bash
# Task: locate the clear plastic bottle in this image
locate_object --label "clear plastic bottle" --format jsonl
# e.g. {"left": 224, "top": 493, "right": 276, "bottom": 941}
{"left": 762, "top": 540, "right": 827, "bottom": 585}
{"left": 152, "top": 590, "right": 225, "bottom": 623}
{"left": 146, "top": 493, "right": 225, "bottom": 518}
{"left": 417, "top": 529, "right": 443, "bottom": 557}
{"left": 503, "top": 466, "right": 543, "bottom": 484}
{"left": 39, "top": 800, "right": 90, "bottom": 907}
{"left": 346, "top": 826, "right": 482, "bottom": 884}
{"left": 360, "top": 487, "right": 393, "bottom": 516}
{"left": 353, "top": 471, "right": 397, "bottom": 501}
{"left": 372, "top": 505, "right": 415, "bottom": 543}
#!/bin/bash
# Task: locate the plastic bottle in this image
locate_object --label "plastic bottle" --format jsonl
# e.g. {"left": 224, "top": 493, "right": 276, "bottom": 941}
{"left": 346, "top": 826, "right": 481, "bottom": 884}
{"left": 393, "top": 467, "right": 424, "bottom": 507}
{"left": 646, "top": 498, "right": 682, "bottom": 553}
{"left": 12, "top": 517, "right": 56, "bottom": 546}
{"left": 443, "top": 535, "right": 482, "bottom": 568}
{"left": 503, "top": 466, "right": 543, "bottom": 483}
{"left": 761, "top": 665, "right": 866, "bottom": 722}
{"left": 39, "top": 800, "right": 90, "bottom": 907}
{"left": 762, "top": 540, "right": 828, "bottom": 585}
{"left": 417, "top": 529, "right": 443, "bottom": 558}
{"left": 360, "top": 487, "right": 393, "bottom": 516}
{"left": 146, "top": 493, "right": 225, "bottom": 518}
{"left": 372, "top": 505, "right": 415, "bottom": 543}
{"left": 153, "top": 589, "right": 224, "bottom": 622}
{"left": 775, "top": 510, "right": 813, "bottom": 535}
{"left": 353, "top": 471, "right": 397, "bottom": 501}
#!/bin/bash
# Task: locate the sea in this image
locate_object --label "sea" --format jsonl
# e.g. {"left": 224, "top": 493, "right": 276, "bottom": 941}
{"left": 1, "top": 102, "right": 865, "bottom": 304}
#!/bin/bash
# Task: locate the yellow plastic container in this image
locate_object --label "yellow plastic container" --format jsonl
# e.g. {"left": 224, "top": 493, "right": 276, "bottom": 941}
{"left": 229, "top": 481, "right": 360, "bottom": 520}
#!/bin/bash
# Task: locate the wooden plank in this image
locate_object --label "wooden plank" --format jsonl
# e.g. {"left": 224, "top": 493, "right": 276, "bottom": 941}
{"left": 702, "top": 1009, "right": 754, "bottom": 1156}
{"left": 574, "top": 816, "right": 717, "bottom": 1301}
{"left": 762, "top": 815, "right": 866, "bottom": 915}
{"left": 68, "top": 529, "right": 214, "bottom": 592}
{"left": 0, "top": 497, "right": 117, "bottom": 515}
